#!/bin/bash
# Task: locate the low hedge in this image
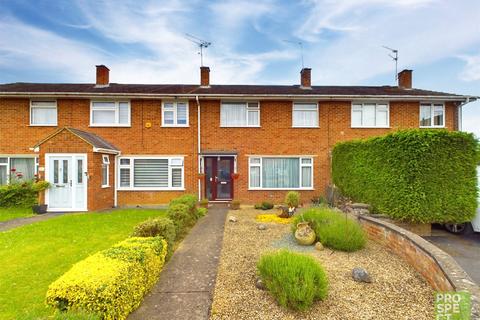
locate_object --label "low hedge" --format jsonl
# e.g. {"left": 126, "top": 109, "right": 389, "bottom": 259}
{"left": 257, "top": 250, "right": 328, "bottom": 311}
{"left": 332, "top": 130, "right": 479, "bottom": 223}
{"left": 132, "top": 217, "right": 176, "bottom": 260}
{"left": 292, "top": 208, "right": 366, "bottom": 252}
{"left": 46, "top": 237, "right": 167, "bottom": 320}
{"left": 170, "top": 194, "right": 198, "bottom": 218}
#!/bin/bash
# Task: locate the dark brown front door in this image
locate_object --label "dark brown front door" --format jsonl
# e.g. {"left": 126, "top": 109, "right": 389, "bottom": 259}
{"left": 205, "top": 156, "right": 234, "bottom": 201}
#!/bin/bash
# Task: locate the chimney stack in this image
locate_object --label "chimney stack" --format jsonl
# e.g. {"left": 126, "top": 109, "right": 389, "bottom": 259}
{"left": 300, "top": 68, "right": 311, "bottom": 89}
{"left": 200, "top": 66, "right": 210, "bottom": 87}
{"left": 96, "top": 65, "right": 110, "bottom": 87}
{"left": 398, "top": 69, "right": 412, "bottom": 89}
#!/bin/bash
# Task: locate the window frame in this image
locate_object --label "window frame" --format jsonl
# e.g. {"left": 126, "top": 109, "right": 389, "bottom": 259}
{"left": 101, "top": 154, "right": 110, "bottom": 188}
{"left": 161, "top": 101, "right": 189, "bottom": 127}
{"left": 30, "top": 100, "right": 58, "bottom": 126}
{"left": 248, "top": 156, "right": 314, "bottom": 190}
{"left": 0, "top": 156, "right": 38, "bottom": 185}
{"left": 90, "top": 100, "right": 131, "bottom": 127}
{"left": 350, "top": 102, "right": 390, "bottom": 128}
{"left": 292, "top": 102, "right": 319, "bottom": 128}
{"left": 117, "top": 156, "right": 185, "bottom": 191}
{"left": 220, "top": 101, "right": 260, "bottom": 128}
{"left": 419, "top": 103, "right": 445, "bottom": 128}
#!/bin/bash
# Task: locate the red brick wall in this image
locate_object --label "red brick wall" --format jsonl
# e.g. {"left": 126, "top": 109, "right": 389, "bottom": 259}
{"left": 0, "top": 97, "right": 458, "bottom": 207}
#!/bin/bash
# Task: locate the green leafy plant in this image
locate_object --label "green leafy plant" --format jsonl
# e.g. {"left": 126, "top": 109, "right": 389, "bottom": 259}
{"left": 0, "top": 180, "right": 50, "bottom": 208}
{"left": 167, "top": 203, "right": 191, "bottom": 236}
{"left": 199, "top": 198, "right": 209, "bottom": 208}
{"left": 254, "top": 201, "right": 274, "bottom": 210}
{"left": 170, "top": 194, "right": 199, "bottom": 219}
{"left": 132, "top": 217, "right": 176, "bottom": 260}
{"left": 285, "top": 191, "right": 300, "bottom": 208}
{"left": 292, "top": 208, "right": 366, "bottom": 252}
{"left": 311, "top": 196, "right": 327, "bottom": 207}
{"left": 332, "top": 129, "right": 479, "bottom": 223}
{"left": 257, "top": 250, "right": 328, "bottom": 311}
{"left": 197, "top": 207, "right": 207, "bottom": 218}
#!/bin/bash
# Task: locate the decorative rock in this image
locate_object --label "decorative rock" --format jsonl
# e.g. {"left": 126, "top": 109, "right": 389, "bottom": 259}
{"left": 351, "top": 203, "right": 370, "bottom": 210}
{"left": 255, "top": 278, "right": 266, "bottom": 290}
{"left": 315, "top": 242, "right": 324, "bottom": 251}
{"left": 352, "top": 267, "right": 372, "bottom": 283}
{"left": 294, "top": 222, "right": 316, "bottom": 246}
{"left": 228, "top": 216, "right": 238, "bottom": 223}
{"left": 257, "top": 224, "right": 267, "bottom": 230}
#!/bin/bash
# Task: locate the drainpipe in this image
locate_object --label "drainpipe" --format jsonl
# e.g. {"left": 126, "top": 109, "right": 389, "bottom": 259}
{"left": 457, "top": 97, "right": 470, "bottom": 131}
{"left": 114, "top": 153, "right": 120, "bottom": 208}
{"left": 196, "top": 95, "right": 201, "bottom": 200}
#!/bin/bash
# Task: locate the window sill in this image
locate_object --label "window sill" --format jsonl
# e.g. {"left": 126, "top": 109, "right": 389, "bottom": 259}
{"left": 419, "top": 126, "right": 446, "bottom": 129}
{"left": 220, "top": 126, "right": 261, "bottom": 128}
{"left": 292, "top": 126, "right": 319, "bottom": 128}
{"left": 161, "top": 125, "right": 190, "bottom": 128}
{"left": 89, "top": 124, "right": 131, "bottom": 128}
{"left": 29, "top": 124, "right": 58, "bottom": 127}
{"left": 248, "top": 188, "right": 314, "bottom": 191}
{"left": 117, "top": 188, "right": 186, "bottom": 191}
{"left": 350, "top": 126, "right": 390, "bottom": 129}
{"left": 101, "top": 185, "right": 110, "bottom": 188}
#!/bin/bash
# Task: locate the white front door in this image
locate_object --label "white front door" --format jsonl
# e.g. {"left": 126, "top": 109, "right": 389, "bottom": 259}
{"left": 46, "top": 154, "right": 87, "bottom": 211}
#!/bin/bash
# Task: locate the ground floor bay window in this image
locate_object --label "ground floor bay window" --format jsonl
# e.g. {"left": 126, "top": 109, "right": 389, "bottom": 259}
{"left": 117, "top": 156, "right": 184, "bottom": 190}
{"left": 0, "top": 156, "right": 38, "bottom": 184}
{"left": 249, "top": 156, "right": 313, "bottom": 190}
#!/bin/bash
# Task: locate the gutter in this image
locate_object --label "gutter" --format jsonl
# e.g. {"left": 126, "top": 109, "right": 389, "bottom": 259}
{"left": 0, "top": 92, "right": 477, "bottom": 102}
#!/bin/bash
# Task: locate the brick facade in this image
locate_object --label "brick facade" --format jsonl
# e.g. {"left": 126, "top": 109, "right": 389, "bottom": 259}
{"left": 0, "top": 97, "right": 458, "bottom": 210}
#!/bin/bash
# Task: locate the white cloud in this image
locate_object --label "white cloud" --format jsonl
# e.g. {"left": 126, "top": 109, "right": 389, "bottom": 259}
{"left": 458, "top": 54, "right": 480, "bottom": 82}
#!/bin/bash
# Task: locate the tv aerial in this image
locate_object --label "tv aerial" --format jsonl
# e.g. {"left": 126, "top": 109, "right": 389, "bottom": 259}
{"left": 185, "top": 33, "right": 212, "bottom": 67}
{"left": 284, "top": 40, "right": 304, "bottom": 69}
{"left": 382, "top": 45, "right": 398, "bottom": 81}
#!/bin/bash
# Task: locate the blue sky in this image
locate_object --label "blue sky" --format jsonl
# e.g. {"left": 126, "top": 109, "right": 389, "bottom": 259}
{"left": 0, "top": 0, "right": 479, "bottom": 136}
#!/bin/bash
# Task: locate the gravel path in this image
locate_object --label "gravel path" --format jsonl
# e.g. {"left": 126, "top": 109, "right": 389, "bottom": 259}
{"left": 210, "top": 208, "right": 434, "bottom": 320}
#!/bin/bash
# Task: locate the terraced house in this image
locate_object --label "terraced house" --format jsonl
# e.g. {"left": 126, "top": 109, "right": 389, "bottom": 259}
{"left": 0, "top": 65, "right": 476, "bottom": 211}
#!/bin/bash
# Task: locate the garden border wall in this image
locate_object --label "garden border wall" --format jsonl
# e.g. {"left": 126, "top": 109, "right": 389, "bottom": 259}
{"left": 356, "top": 214, "right": 480, "bottom": 318}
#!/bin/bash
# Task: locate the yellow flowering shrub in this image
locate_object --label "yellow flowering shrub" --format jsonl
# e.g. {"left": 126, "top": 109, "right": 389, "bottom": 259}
{"left": 255, "top": 214, "right": 293, "bottom": 224}
{"left": 46, "top": 237, "right": 167, "bottom": 320}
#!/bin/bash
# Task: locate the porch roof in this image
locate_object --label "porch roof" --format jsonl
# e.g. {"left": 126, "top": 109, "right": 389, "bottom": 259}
{"left": 33, "top": 127, "right": 120, "bottom": 154}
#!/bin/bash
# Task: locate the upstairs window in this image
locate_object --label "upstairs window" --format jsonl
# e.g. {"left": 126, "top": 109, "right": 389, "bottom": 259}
{"left": 90, "top": 101, "right": 130, "bottom": 126}
{"left": 162, "top": 102, "right": 189, "bottom": 127}
{"left": 420, "top": 103, "right": 444, "bottom": 128}
{"left": 220, "top": 102, "right": 260, "bottom": 127}
{"left": 351, "top": 103, "right": 389, "bottom": 128}
{"left": 30, "top": 101, "right": 57, "bottom": 126}
{"left": 292, "top": 103, "right": 319, "bottom": 127}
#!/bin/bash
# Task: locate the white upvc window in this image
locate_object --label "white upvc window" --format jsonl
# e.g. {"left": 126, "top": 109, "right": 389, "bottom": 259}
{"left": 220, "top": 102, "right": 260, "bottom": 127}
{"left": 420, "top": 103, "right": 445, "bottom": 128}
{"left": 101, "top": 155, "right": 110, "bottom": 188}
{"left": 351, "top": 102, "right": 389, "bottom": 128}
{"left": 0, "top": 156, "right": 38, "bottom": 185}
{"left": 248, "top": 156, "right": 313, "bottom": 190}
{"left": 90, "top": 101, "right": 130, "bottom": 127}
{"left": 292, "top": 103, "right": 319, "bottom": 128}
{"left": 117, "top": 156, "right": 184, "bottom": 190}
{"left": 162, "top": 101, "right": 189, "bottom": 127}
{"left": 30, "top": 101, "right": 57, "bottom": 126}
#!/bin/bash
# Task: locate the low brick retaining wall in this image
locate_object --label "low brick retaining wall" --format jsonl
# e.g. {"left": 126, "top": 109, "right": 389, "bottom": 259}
{"left": 356, "top": 214, "right": 480, "bottom": 318}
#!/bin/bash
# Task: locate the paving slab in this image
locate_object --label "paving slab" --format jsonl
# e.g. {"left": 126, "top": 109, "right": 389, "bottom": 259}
{"left": 129, "top": 204, "right": 228, "bottom": 320}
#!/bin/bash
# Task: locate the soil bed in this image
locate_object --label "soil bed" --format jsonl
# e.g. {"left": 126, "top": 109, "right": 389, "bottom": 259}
{"left": 210, "top": 208, "right": 434, "bottom": 320}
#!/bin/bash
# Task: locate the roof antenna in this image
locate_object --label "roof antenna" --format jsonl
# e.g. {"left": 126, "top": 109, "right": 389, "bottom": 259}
{"left": 382, "top": 45, "right": 398, "bottom": 81}
{"left": 284, "top": 40, "right": 304, "bottom": 69}
{"left": 185, "top": 33, "right": 212, "bottom": 67}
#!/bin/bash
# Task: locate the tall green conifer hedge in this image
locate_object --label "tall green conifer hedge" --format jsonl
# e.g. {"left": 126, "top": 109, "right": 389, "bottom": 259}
{"left": 332, "top": 130, "right": 479, "bottom": 223}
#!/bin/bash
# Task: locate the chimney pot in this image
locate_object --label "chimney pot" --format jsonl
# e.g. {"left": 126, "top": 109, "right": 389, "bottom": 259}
{"left": 96, "top": 65, "right": 110, "bottom": 86}
{"left": 200, "top": 66, "right": 210, "bottom": 87}
{"left": 398, "top": 69, "right": 412, "bottom": 89}
{"left": 300, "top": 68, "right": 311, "bottom": 89}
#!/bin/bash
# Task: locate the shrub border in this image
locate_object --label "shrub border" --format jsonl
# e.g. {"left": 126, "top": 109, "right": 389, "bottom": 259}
{"left": 354, "top": 213, "right": 480, "bottom": 318}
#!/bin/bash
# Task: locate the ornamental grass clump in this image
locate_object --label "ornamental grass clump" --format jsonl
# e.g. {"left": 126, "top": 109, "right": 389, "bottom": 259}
{"left": 292, "top": 208, "right": 366, "bottom": 252}
{"left": 46, "top": 237, "right": 167, "bottom": 320}
{"left": 257, "top": 250, "right": 328, "bottom": 311}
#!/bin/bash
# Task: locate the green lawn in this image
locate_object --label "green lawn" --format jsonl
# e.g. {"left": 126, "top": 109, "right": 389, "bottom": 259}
{"left": 0, "top": 207, "right": 34, "bottom": 222}
{"left": 0, "top": 209, "right": 166, "bottom": 320}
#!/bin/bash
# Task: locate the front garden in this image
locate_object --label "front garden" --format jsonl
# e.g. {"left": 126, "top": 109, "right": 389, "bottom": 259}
{"left": 210, "top": 197, "right": 434, "bottom": 319}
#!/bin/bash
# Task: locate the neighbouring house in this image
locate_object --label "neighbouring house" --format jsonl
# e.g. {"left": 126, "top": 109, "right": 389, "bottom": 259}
{"left": 0, "top": 65, "right": 476, "bottom": 211}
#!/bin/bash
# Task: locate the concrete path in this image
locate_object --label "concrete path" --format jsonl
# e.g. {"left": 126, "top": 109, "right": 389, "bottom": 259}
{"left": 129, "top": 204, "right": 228, "bottom": 320}
{"left": 0, "top": 212, "right": 71, "bottom": 232}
